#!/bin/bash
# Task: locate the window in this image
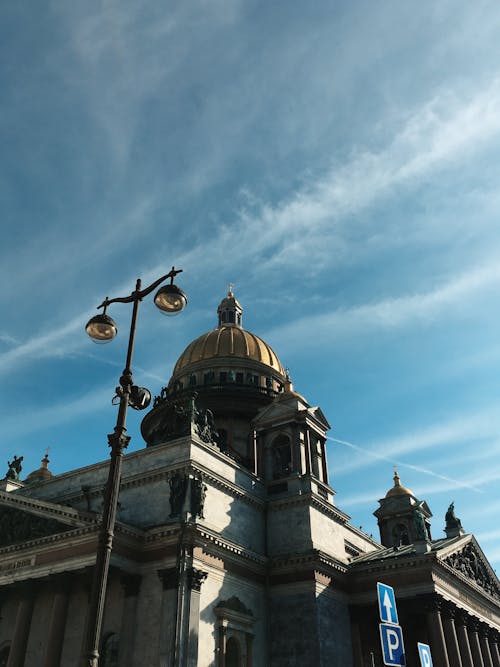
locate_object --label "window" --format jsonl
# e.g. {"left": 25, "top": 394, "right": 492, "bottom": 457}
{"left": 271, "top": 435, "right": 292, "bottom": 479}
{"left": 392, "top": 523, "right": 409, "bottom": 546}
{"left": 101, "top": 633, "right": 119, "bottom": 667}
{"left": 226, "top": 636, "right": 242, "bottom": 667}
{"left": 214, "top": 597, "right": 254, "bottom": 667}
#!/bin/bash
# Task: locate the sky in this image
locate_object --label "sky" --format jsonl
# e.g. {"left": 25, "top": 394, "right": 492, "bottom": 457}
{"left": 1, "top": 1, "right": 500, "bottom": 570}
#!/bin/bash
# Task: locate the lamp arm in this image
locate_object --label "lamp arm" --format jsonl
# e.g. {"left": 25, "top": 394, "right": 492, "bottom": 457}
{"left": 97, "top": 267, "right": 183, "bottom": 309}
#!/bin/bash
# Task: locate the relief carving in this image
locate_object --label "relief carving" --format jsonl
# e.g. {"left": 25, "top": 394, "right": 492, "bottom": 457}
{"left": 444, "top": 543, "right": 500, "bottom": 599}
{"left": 0, "top": 507, "right": 72, "bottom": 547}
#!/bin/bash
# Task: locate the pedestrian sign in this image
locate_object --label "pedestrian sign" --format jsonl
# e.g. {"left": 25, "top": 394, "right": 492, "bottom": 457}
{"left": 380, "top": 623, "right": 406, "bottom": 666}
{"left": 377, "top": 582, "right": 399, "bottom": 625}
{"left": 417, "top": 643, "right": 433, "bottom": 667}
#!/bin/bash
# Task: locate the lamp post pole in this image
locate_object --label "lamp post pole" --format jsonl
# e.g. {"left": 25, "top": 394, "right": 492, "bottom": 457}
{"left": 82, "top": 268, "right": 187, "bottom": 667}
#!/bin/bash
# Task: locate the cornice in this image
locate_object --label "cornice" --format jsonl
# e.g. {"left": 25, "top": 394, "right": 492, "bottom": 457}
{"left": 0, "top": 490, "right": 98, "bottom": 526}
{"left": 268, "top": 491, "right": 350, "bottom": 525}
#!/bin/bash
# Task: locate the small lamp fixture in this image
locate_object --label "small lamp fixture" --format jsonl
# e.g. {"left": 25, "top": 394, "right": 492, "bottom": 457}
{"left": 85, "top": 311, "right": 118, "bottom": 343}
{"left": 154, "top": 283, "right": 188, "bottom": 316}
{"left": 128, "top": 385, "right": 152, "bottom": 410}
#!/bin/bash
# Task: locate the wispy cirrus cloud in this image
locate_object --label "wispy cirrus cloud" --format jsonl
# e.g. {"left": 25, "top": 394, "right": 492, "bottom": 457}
{"left": 331, "top": 435, "right": 484, "bottom": 504}
{"left": 265, "top": 261, "right": 500, "bottom": 353}
{"left": 334, "top": 406, "right": 500, "bottom": 476}
{"left": 2, "top": 77, "right": 500, "bottom": 379}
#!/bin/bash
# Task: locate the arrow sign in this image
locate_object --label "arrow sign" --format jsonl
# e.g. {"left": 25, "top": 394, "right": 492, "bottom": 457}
{"left": 377, "top": 582, "right": 399, "bottom": 624}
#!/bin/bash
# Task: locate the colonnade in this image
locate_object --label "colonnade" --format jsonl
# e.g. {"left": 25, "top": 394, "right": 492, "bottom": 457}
{"left": 424, "top": 596, "right": 500, "bottom": 667}
{"left": 1, "top": 570, "right": 143, "bottom": 667}
{"left": 351, "top": 594, "right": 500, "bottom": 667}
{"left": 1, "top": 564, "right": 211, "bottom": 667}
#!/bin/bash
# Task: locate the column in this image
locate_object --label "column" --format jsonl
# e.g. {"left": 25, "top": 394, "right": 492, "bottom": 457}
{"left": 442, "top": 604, "right": 463, "bottom": 667}
{"left": 456, "top": 611, "right": 474, "bottom": 667}
{"left": 7, "top": 583, "right": 35, "bottom": 667}
{"left": 480, "top": 626, "right": 494, "bottom": 667}
{"left": 118, "top": 574, "right": 141, "bottom": 667}
{"left": 158, "top": 568, "right": 180, "bottom": 667}
{"left": 246, "top": 633, "right": 253, "bottom": 667}
{"left": 42, "top": 576, "right": 70, "bottom": 667}
{"left": 350, "top": 613, "right": 364, "bottom": 667}
{"left": 424, "top": 595, "right": 450, "bottom": 667}
{"left": 489, "top": 632, "right": 500, "bottom": 667}
{"left": 469, "top": 621, "right": 485, "bottom": 667}
{"left": 185, "top": 568, "right": 207, "bottom": 667}
{"left": 217, "top": 627, "right": 226, "bottom": 667}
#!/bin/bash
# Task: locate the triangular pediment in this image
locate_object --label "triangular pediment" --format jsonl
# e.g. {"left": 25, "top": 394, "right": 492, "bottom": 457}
{"left": 252, "top": 399, "right": 305, "bottom": 426}
{"left": 253, "top": 399, "right": 330, "bottom": 431}
{"left": 0, "top": 491, "right": 97, "bottom": 548}
{"left": 438, "top": 535, "right": 500, "bottom": 600}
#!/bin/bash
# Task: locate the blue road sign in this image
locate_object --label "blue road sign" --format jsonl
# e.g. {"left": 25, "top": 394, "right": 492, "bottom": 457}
{"left": 377, "top": 582, "right": 399, "bottom": 624}
{"left": 380, "top": 623, "right": 406, "bottom": 666}
{"left": 417, "top": 643, "right": 433, "bottom": 667}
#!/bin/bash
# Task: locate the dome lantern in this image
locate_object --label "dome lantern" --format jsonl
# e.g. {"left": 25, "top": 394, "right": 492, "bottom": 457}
{"left": 217, "top": 284, "right": 243, "bottom": 328}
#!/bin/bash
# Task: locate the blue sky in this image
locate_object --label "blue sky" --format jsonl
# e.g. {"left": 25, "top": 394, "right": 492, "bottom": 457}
{"left": 2, "top": 1, "right": 500, "bottom": 569}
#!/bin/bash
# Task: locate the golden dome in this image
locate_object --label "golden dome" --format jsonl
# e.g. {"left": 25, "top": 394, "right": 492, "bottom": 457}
{"left": 172, "top": 325, "right": 285, "bottom": 376}
{"left": 385, "top": 470, "right": 414, "bottom": 498}
{"left": 25, "top": 452, "right": 53, "bottom": 484}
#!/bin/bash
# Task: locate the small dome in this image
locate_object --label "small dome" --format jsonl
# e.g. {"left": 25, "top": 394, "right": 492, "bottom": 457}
{"left": 25, "top": 452, "right": 53, "bottom": 484}
{"left": 385, "top": 470, "right": 414, "bottom": 498}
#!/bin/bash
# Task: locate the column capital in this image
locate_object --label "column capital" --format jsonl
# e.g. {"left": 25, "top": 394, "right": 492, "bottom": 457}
{"left": 158, "top": 567, "right": 179, "bottom": 590}
{"left": 455, "top": 609, "right": 471, "bottom": 628}
{"left": 187, "top": 567, "right": 207, "bottom": 592}
{"left": 469, "top": 618, "right": 481, "bottom": 633}
{"left": 120, "top": 573, "right": 141, "bottom": 597}
{"left": 421, "top": 592, "right": 444, "bottom": 613}
{"left": 441, "top": 601, "right": 457, "bottom": 620}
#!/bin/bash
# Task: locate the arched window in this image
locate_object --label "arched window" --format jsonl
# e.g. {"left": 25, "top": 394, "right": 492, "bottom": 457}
{"left": 392, "top": 523, "right": 409, "bottom": 546}
{"left": 226, "top": 636, "right": 241, "bottom": 667}
{"left": 101, "top": 633, "right": 119, "bottom": 667}
{"left": 271, "top": 434, "right": 292, "bottom": 479}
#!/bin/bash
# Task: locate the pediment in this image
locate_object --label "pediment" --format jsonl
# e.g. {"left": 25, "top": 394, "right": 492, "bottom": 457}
{"left": 439, "top": 536, "right": 500, "bottom": 600}
{"left": 311, "top": 406, "right": 331, "bottom": 430}
{"left": 0, "top": 491, "right": 96, "bottom": 548}
{"left": 252, "top": 400, "right": 302, "bottom": 425}
{"left": 253, "top": 399, "right": 330, "bottom": 431}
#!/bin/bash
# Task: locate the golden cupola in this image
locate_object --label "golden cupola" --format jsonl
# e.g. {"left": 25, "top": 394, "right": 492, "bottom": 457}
{"left": 167, "top": 288, "right": 286, "bottom": 394}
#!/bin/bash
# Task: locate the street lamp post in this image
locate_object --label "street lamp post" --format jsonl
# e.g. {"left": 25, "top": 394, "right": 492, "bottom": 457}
{"left": 82, "top": 267, "right": 187, "bottom": 667}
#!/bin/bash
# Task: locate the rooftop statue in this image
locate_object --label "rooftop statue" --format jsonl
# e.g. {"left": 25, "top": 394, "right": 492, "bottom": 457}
{"left": 445, "top": 501, "right": 463, "bottom": 531}
{"left": 5, "top": 455, "right": 23, "bottom": 481}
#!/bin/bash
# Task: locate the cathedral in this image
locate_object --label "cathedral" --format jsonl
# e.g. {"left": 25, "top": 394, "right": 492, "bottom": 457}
{"left": 1, "top": 290, "right": 499, "bottom": 666}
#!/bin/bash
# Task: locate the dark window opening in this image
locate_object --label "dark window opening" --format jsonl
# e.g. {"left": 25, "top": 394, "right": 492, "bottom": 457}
{"left": 392, "top": 523, "right": 410, "bottom": 546}
{"left": 272, "top": 434, "right": 292, "bottom": 479}
{"left": 236, "top": 372, "right": 243, "bottom": 384}
{"left": 225, "top": 637, "right": 241, "bottom": 667}
{"left": 101, "top": 633, "right": 119, "bottom": 667}
{"left": 0, "top": 646, "right": 10, "bottom": 667}
{"left": 220, "top": 372, "right": 227, "bottom": 384}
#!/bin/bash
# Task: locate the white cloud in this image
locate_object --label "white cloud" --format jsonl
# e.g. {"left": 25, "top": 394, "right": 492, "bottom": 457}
{"left": 265, "top": 261, "right": 500, "bottom": 354}
{"left": 330, "top": 435, "right": 484, "bottom": 495}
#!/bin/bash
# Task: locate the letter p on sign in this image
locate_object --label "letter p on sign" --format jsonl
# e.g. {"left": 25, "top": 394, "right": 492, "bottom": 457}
{"left": 418, "top": 643, "right": 433, "bottom": 667}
